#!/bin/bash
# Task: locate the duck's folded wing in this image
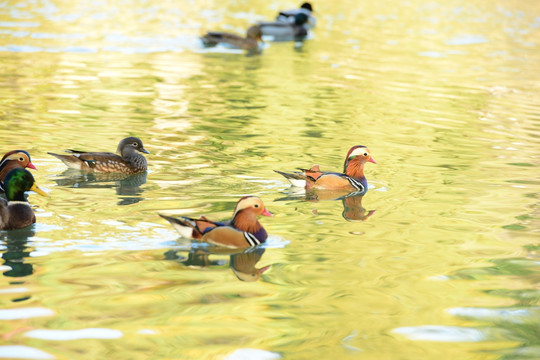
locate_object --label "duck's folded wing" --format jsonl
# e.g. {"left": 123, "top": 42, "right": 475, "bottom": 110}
{"left": 202, "top": 226, "right": 259, "bottom": 248}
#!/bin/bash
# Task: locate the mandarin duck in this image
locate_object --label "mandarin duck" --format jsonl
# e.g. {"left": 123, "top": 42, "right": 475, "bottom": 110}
{"left": 259, "top": 13, "right": 309, "bottom": 39}
{"left": 276, "top": 2, "right": 316, "bottom": 28}
{"left": 0, "top": 150, "right": 37, "bottom": 193}
{"left": 275, "top": 145, "right": 376, "bottom": 192}
{"left": 201, "top": 25, "right": 263, "bottom": 51}
{"left": 159, "top": 196, "right": 272, "bottom": 248}
{"left": 48, "top": 137, "right": 149, "bottom": 174}
{"left": 0, "top": 168, "right": 48, "bottom": 230}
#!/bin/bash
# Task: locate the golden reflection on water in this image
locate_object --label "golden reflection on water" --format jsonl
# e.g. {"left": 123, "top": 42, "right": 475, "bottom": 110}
{"left": 0, "top": 0, "right": 539, "bottom": 359}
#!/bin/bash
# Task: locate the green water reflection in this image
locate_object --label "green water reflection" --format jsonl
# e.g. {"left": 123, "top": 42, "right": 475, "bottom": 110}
{"left": 0, "top": 0, "right": 539, "bottom": 359}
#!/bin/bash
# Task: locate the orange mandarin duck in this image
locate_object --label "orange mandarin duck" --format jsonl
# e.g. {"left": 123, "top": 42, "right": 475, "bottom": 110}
{"left": 159, "top": 196, "right": 273, "bottom": 249}
{"left": 0, "top": 150, "right": 37, "bottom": 193}
{"left": 201, "top": 25, "right": 263, "bottom": 51}
{"left": 275, "top": 145, "right": 376, "bottom": 193}
{"left": 48, "top": 137, "right": 149, "bottom": 174}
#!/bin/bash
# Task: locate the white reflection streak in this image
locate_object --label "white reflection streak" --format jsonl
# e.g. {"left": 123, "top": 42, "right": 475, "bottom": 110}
{"left": 0, "top": 345, "right": 54, "bottom": 359}
{"left": 25, "top": 328, "right": 123, "bottom": 340}
{"left": 0, "top": 307, "right": 54, "bottom": 320}
{"left": 224, "top": 348, "right": 281, "bottom": 360}
{"left": 392, "top": 325, "right": 485, "bottom": 342}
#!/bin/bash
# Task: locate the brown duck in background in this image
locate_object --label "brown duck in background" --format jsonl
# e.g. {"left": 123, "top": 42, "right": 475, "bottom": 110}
{"left": 159, "top": 196, "right": 273, "bottom": 248}
{"left": 201, "top": 25, "right": 263, "bottom": 50}
{"left": 0, "top": 150, "right": 37, "bottom": 193}
{"left": 275, "top": 145, "right": 376, "bottom": 193}
{"left": 48, "top": 137, "right": 149, "bottom": 174}
{"left": 0, "top": 168, "right": 48, "bottom": 230}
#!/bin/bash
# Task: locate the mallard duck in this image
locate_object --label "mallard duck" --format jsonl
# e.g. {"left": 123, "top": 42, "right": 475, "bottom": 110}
{"left": 275, "top": 145, "right": 376, "bottom": 192}
{"left": 0, "top": 168, "right": 48, "bottom": 230}
{"left": 48, "top": 137, "right": 149, "bottom": 174}
{"left": 259, "top": 13, "right": 309, "bottom": 39}
{"left": 276, "top": 2, "right": 316, "bottom": 28}
{"left": 201, "top": 25, "right": 263, "bottom": 50}
{"left": 159, "top": 196, "right": 273, "bottom": 248}
{"left": 0, "top": 150, "right": 37, "bottom": 193}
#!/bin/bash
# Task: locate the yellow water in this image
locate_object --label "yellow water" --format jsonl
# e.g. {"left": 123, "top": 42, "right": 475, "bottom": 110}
{"left": 0, "top": 0, "right": 539, "bottom": 359}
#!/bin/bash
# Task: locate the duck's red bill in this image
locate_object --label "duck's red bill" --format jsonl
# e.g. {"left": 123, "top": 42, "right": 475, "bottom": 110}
{"left": 27, "top": 162, "right": 37, "bottom": 170}
{"left": 368, "top": 157, "right": 376, "bottom": 164}
{"left": 262, "top": 209, "right": 273, "bottom": 217}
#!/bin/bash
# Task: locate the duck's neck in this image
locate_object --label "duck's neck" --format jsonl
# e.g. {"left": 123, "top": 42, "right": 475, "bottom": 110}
{"left": 232, "top": 210, "right": 267, "bottom": 242}
{"left": 122, "top": 148, "right": 147, "bottom": 168}
{"left": 344, "top": 158, "right": 366, "bottom": 180}
{"left": 6, "top": 188, "right": 26, "bottom": 202}
{"left": 232, "top": 211, "right": 260, "bottom": 233}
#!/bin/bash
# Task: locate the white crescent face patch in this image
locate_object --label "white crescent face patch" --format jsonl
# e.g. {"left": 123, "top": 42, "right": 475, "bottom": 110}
{"left": 348, "top": 147, "right": 369, "bottom": 159}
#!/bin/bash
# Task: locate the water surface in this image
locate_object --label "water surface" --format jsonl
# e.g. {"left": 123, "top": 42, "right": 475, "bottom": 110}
{"left": 0, "top": 0, "right": 539, "bottom": 359}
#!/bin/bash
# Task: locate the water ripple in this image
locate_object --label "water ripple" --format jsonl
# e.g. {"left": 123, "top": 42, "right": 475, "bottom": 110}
{"left": 25, "top": 328, "right": 123, "bottom": 340}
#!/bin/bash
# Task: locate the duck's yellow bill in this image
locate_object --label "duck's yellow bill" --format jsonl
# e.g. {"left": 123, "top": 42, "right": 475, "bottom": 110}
{"left": 30, "top": 184, "right": 49, "bottom": 197}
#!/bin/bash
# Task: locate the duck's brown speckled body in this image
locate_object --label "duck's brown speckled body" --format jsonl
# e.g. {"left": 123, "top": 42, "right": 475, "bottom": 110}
{"left": 48, "top": 137, "right": 149, "bottom": 174}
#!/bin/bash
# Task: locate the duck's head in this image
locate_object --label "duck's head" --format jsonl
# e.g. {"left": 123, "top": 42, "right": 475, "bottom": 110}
{"left": 301, "top": 2, "right": 313, "bottom": 12}
{"left": 232, "top": 196, "right": 273, "bottom": 219}
{"left": 343, "top": 145, "right": 376, "bottom": 172}
{"left": 117, "top": 137, "right": 149, "bottom": 155}
{"left": 1, "top": 150, "right": 36, "bottom": 170}
{"left": 233, "top": 264, "right": 270, "bottom": 282}
{"left": 246, "top": 25, "right": 263, "bottom": 41}
{"left": 3, "top": 168, "right": 48, "bottom": 201}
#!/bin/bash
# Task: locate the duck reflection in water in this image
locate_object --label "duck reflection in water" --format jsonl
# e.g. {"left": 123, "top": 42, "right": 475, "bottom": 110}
{"left": 164, "top": 246, "right": 270, "bottom": 282}
{"left": 52, "top": 170, "right": 147, "bottom": 206}
{"left": 278, "top": 188, "right": 375, "bottom": 222}
{"left": 1, "top": 227, "right": 36, "bottom": 278}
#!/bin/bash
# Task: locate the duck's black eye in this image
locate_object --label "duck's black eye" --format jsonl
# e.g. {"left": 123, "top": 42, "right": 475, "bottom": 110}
{"left": 363, "top": 153, "right": 368, "bottom": 156}
{"left": 254, "top": 204, "right": 259, "bottom": 208}
{"left": 19, "top": 157, "right": 24, "bottom": 161}
{"left": 133, "top": 142, "right": 138, "bottom": 146}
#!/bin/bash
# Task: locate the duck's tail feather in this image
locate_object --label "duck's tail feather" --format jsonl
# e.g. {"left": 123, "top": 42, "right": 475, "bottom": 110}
{"left": 274, "top": 170, "right": 310, "bottom": 187}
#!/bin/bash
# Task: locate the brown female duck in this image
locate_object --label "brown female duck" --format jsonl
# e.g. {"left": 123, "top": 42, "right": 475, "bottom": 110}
{"left": 0, "top": 168, "right": 48, "bottom": 230}
{"left": 48, "top": 137, "right": 149, "bottom": 174}
{"left": 159, "top": 196, "right": 273, "bottom": 248}
{"left": 201, "top": 25, "right": 263, "bottom": 50}
{"left": 275, "top": 145, "right": 376, "bottom": 192}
